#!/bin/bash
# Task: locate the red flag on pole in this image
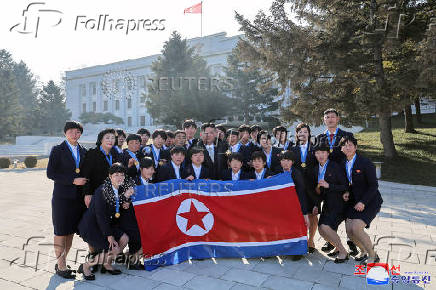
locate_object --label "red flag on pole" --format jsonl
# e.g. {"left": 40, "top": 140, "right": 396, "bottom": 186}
{"left": 184, "top": 2, "right": 202, "bottom": 14}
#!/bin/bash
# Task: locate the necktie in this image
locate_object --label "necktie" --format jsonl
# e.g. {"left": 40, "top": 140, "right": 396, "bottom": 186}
{"left": 207, "top": 146, "right": 214, "bottom": 162}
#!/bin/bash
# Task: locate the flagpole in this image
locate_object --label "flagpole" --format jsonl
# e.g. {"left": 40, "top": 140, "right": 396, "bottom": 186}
{"left": 201, "top": 1, "right": 203, "bottom": 37}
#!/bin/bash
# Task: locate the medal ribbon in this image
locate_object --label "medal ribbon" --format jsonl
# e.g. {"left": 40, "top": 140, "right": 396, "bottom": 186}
{"left": 346, "top": 154, "right": 357, "bottom": 185}
{"left": 300, "top": 143, "right": 309, "bottom": 164}
{"left": 326, "top": 128, "right": 338, "bottom": 151}
{"left": 99, "top": 146, "right": 112, "bottom": 166}
{"left": 264, "top": 149, "right": 272, "bottom": 168}
{"left": 66, "top": 141, "right": 80, "bottom": 171}
{"left": 318, "top": 160, "right": 329, "bottom": 182}
{"left": 151, "top": 145, "right": 160, "bottom": 167}
{"left": 127, "top": 150, "right": 140, "bottom": 170}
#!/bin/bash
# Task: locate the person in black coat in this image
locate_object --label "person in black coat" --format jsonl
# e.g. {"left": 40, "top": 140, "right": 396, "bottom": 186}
{"left": 291, "top": 123, "right": 319, "bottom": 253}
{"left": 221, "top": 152, "right": 252, "bottom": 181}
{"left": 183, "top": 119, "right": 199, "bottom": 149}
{"left": 114, "top": 129, "right": 126, "bottom": 154}
{"left": 120, "top": 134, "right": 144, "bottom": 179}
{"left": 183, "top": 147, "right": 212, "bottom": 180}
{"left": 315, "top": 108, "right": 354, "bottom": 164}
{"left": 255, "top": 130, "right": 282, "bottom": 174}
{"left": 47, "top": 121, "right": 87, "bottom": 279}
{"left": 247, "top": 151, "right": 274, "bottom": 180}
{"left": 81, "top": 128, "right": 119, "bottom": 208}
{"left": 142, "top": 129, "right": 171, "bottom": 170}
{"left": 340, "top": 136, "right": 383, "bottom": 265}
{"left": 313, "top": 143, "right": 350, "bottom": 263}
{"left": 156, "top": 146, "right": 186, "bottom": 182}
{"left": 78, "top": 163, "right": 136, "bottom": 280}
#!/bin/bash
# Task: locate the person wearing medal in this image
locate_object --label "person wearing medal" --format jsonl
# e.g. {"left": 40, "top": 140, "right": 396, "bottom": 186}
{"left": 120, "top": 134, "right": 144, "bottom": 179}
{"left": 291, "top": 123, "right": 319, "bottom": 253}
{"left": 142, "top": 129, "right": 171, "bottom": 170}
{"left": 315, "top": 108, "right": 357, "bottom": 255}
{"left": 312, "top": 142, "right": 350, "bottom": 263}
{"left": 340, "top": 136, "right": 383, "bottom": 265}
{"left": 77, "top": 163, "right": 135, "bottom": 279}
{"left": 47, "top": 121, "right": 87, "bottom": 279}
{"left": 114, "top": 129, "right": 126, "bottom": 154}
{"left": 221, "top": 152, "right": 251, "bottom": 181}
{"left": 248, "top": 151, "right": 274, "bottom": 180}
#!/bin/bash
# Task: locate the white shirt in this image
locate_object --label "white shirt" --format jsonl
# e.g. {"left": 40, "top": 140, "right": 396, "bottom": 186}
{"left": 346, "top": 154, "right": 356, "bottom": 183}
{"left": 151, "top": 144, "right": 161, "bottom": 166}
{"left": 67, "top": 141, "right": 78, "bottom": 159}
{"left": 300, "top": 142, "right": 308, "bottom": 153}
{"left": 205, "top": 145, "right": 214, "bottom": 162}
{"left": 171, "top": 161, "right": 181, "bottom": 179}
{"left": 255, "top": 169, "right": 265, "bottom": 180}
{"left": 192, "top": 164, "right": 202, "bottom": 179}
{"left": 232, "top": 170, "right": 241, "bottom": 181}
{"left": 140, "top": 177, "right": 149, "bottom": 185}
{"left": 230, "top": 144, "right": 239, "bottom": 153}
{"left": 112, "top": 186, "right": 119, "bottom": 200}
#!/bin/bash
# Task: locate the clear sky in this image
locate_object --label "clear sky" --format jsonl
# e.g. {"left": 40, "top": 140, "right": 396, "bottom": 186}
{"left": 0, "top": 0, "right": 274, "bottom": 85}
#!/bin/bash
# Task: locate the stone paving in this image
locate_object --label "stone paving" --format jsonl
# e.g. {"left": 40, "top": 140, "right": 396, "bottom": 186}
{"left": 0, "top": 169, "right": 435, "bottom": 290}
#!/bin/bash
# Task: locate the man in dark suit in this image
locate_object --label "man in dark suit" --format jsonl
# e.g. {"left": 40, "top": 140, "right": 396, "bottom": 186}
{"left": 315, "top": 108, "right": 354, "bottom": 164}
{"left": 120, "top": 134, "right": 144, "bottom": 179}
{"left": 156, "top": 146, "right": 186, "bottom": 182}
{"left": 183, "top": 119, "right": 198, "bottom": 149}
{"left": 238, "top": 124, "right": 256, "bottom": 170}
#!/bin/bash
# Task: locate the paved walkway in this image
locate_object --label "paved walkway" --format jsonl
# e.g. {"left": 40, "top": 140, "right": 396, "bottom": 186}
{"left": 0, "top": 170, "right": 435, "bottom": 289}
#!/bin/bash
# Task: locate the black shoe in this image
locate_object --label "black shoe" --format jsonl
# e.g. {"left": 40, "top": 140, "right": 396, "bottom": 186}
{"left": 55, "top": 266, "right": 76, "bottom": 279}
{"left": 101, "top": 265, "right": 122, "bottom": 275}
{"left": 90, "top": 264, "right": 99, "bottom": 273}
{"left": 77, "top": 264, "right": 95, "bottom": 280}
{"left": 289, "top": 255, "right": 303, "bottom": 261}
{"left": 347, "top": 240, "right": 359, "bottom": 257}
{"left": 115, "top": 253, "right": 127, "bottom": 264}
{"left": 327, "top": 250, "right": 339, "bottom": 258}
{"left": 321, "top": 242, "right": 334, "bottom": 253}
{"left": 127, "top": 262, "right": 144, "bottom": 270}
{"left": 308, "top": 247, "right": 316, "bottom": 254}
{"left": 354, "top": 254, "right": 368, "bottom": 262}
{"left": 334, "top": 254, "right": 349, "bottom": 264}
{"left": 361, "top": 254, "right": 380, "bottom": 265}
{"left": 55, "top": 264, "right": 71, "bottom": 271}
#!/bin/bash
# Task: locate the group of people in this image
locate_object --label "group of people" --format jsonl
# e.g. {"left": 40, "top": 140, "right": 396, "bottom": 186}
{"left": 47, "top": 108, "right": 383, "bottom": 280}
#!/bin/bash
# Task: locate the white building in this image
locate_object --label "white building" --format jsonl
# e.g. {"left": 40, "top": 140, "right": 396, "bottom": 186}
{"left": 65, "top": 32, "right": 241, "bottom": 130}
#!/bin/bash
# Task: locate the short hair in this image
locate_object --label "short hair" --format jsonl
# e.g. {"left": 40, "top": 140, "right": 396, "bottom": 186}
{"left": 137, "top": 128, "right": 151, "bottom": 137}
{"left": 339, "top": 135, "right": 358, "bottom": 147}
{"left": 228, "top": 129, "right": 239, "bottom": 136}
{"left": 166, "top": 131, "right": 175, "bottom": 139}
{"left": 64, "top": 121, "right": 83, "bottom": 134}
{"left": 279, "top": 150, "right": 296, "bottom": 161}
{"left": 313, "top": 141, "right": 330, "bottom": 152}
{"left": 251, "top": 151, "right": 266, "bottom": 163}
{"left": 250, "top": 125, "right": 262, "bottom": 133}
{"left": 174, "top": 130, "right": 186, "bottom": 137}
{"left": 228, "top": 152, "right": 244, "bottom": 163}
{"left": 257, "top": 130, "right": 271, "bottom": 144}
{"left": 295, "top": 122, "right": 311, "bottom": 141}
{"left": 139, "top": 157, "right": 154, "bottom": 169}
{"left": 189, "top": 146, "right": 205, "bottom": 160}
{"left": 108, "top": 162, "right": 127, "bottom": 175}
{"left": 216, "top": 125, "right": 227, "bottom": 135}
{"left": 152, "top": 129, "right": 167, "bottom": 140}
{"left": 96, "top": 128, "right": 116, "bottom": 146}
{"left": 238, "top": 124, "right": 251, "bottom": 133}
{"left": 115, "top": 129, "right": 126, "bottom": 139}
{"left": 201, "top": 122, "right": 215, "bottom": 131}
{"left": 323, "top": 108, "right": 339, "bottom": 117}
{"left": 170, "top": 146, "right": 186, "bottom": 156}
{"left": 126, "top": 133, "right": 142, "bottom": 144}
{"left": 183, "top": 119, "right": 197, "bottom": 129}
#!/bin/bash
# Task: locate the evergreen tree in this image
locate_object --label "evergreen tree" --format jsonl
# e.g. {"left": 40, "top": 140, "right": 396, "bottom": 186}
{"left": 146, "top": 31, "right": 231, "bottom": 127}
{"left": 235, "top": 0, "right": 434, "bottom": 158}
{"left": 38, "top": 81, "right": 71, "bottom": 135}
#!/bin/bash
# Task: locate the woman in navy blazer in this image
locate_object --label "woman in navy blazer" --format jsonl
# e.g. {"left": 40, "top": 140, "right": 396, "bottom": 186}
{"left": 47, "top": 121, "right": 87, "bottom": 279}
{"left": 340, "top": 136, "right": 383, "bottom": 264}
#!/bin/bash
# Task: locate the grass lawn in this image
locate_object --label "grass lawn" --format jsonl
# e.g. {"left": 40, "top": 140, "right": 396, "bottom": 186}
{"left": 356, "top": 113, "right": 436, "bottom": 186}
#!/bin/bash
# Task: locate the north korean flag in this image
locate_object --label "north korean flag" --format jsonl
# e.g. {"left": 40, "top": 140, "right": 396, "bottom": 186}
{"left": 133, "top": 172, "right": 307, "bottom": 270}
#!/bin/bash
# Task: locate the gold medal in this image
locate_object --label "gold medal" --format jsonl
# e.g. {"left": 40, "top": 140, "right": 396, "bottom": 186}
{"left": 158, "top": 160, "right": 164, "bottom": 166}
{"left": 75, "top": 168, "right": 80, "bottom": 174}
{"left": 316, "top": 184, "right": 320, "bottom": 189}
{"left": 330, "top": 148, "right": 333, "bottom": 153}
{"left": 134, "top": 160, "right": 139, "bottom": 166}
{"left": 301, "top": 162, "right": 306, "bottom": 168}
{"left": 115, "top": 212, "right": 120, "bottom": 218}
{"left": 225, "top": 150, "right": 231, "bottom": 156}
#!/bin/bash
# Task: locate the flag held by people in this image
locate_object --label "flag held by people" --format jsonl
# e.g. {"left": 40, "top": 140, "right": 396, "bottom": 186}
{"left": 133, "top": 172, "right": 307, "bottom": 270}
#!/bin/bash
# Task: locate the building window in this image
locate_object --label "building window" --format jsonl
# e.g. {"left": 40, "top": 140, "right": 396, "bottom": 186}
{"left": 79, "top": 84, "right": 86, "bottom": 97}
{"left": 89, "top": 82, "right": 97, "bottom": 96}
{"left": 128, "top": 117, "right": 132, "bottom": 127}
{"left": 139, "top": 76, "right": 146, "bottom": 89}
{"left": 115, "top": 100, "right": 120, "bottom": 111}
{"left": 82, "top": 103, "right": 86, "bottom": 113}
{"left": 92, "top": 102, "right": 96, "bottom": 112}
{"left": 103, "top": 100, "right": 108, "bottom": 111}
{"left": 127, "top": 98, "right": 132, "bottom": 109}
{"left": 140, "top": 116, "right": 145, "bottom": 126}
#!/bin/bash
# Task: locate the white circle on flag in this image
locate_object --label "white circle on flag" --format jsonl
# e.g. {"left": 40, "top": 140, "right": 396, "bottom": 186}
{"left": 176, "top": 198, "right": 214, "bottom": 236}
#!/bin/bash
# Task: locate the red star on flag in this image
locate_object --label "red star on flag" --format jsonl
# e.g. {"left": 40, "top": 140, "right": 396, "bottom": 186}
{"left": 178, "top": 200, "right": 209, "bottom": 231}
